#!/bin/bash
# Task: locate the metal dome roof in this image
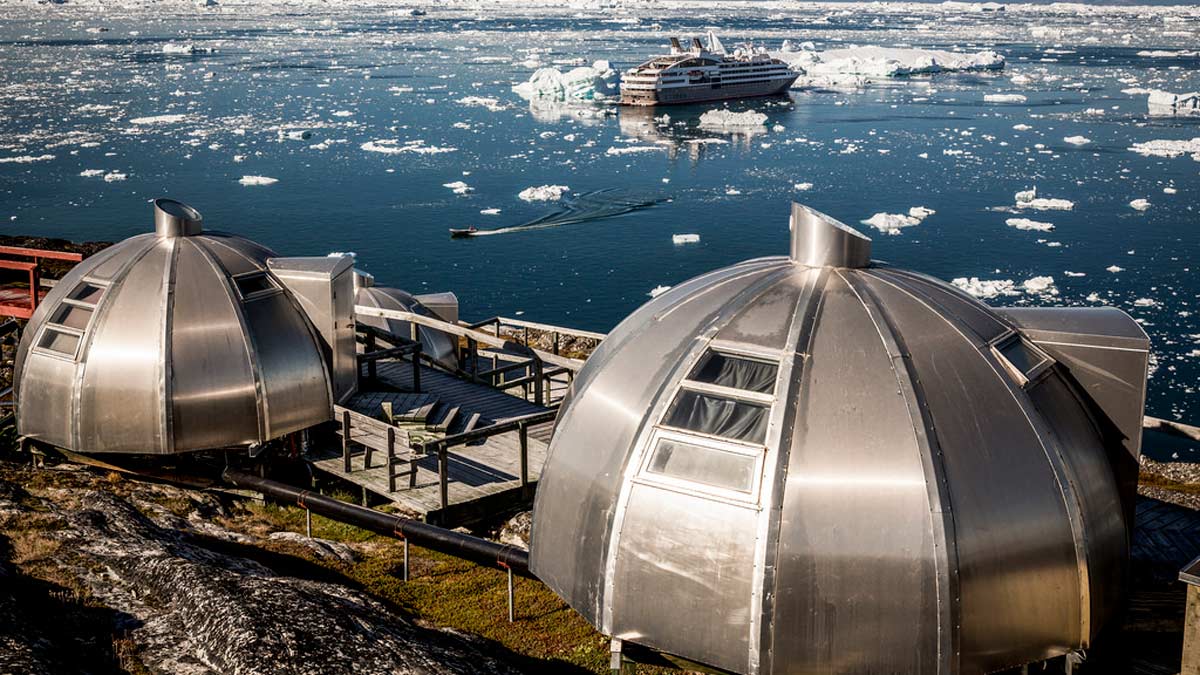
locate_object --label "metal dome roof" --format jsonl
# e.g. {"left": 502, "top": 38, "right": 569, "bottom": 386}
{"left": 353, "top": 272, "right": 458, "bottom": 370}
{"left": 14, "top": 199, "right": 334, "bottom": 455}
{"left": 530, "top": 204, "right": 1150, "bottom": 675}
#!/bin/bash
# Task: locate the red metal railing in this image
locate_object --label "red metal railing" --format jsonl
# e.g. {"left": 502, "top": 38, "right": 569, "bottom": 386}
{"left": 0, "top": 246, "right": 84, "bottom": 319}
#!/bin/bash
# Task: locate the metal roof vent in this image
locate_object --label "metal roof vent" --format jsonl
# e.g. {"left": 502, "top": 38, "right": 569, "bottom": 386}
{"left": 789, "top": 202, "right": 871, "bottom": 268}
{"left": 14, "top": 199, "right": 334, "bottom": 455}
{"left": 530, "top": 202, "right": 1150, "bottom": 675}
{"left": 153, "top": 198, "right": 203, "bottom": 237}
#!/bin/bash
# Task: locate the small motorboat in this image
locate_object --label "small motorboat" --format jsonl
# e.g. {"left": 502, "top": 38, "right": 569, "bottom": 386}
{"left": 449, "top": 226, "right": 478, "bottom": 238}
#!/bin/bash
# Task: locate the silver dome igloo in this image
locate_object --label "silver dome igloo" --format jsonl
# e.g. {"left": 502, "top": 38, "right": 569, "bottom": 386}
{"left": 14, "top": 199, "right": 335, "bottom": 455}
{"left": 353, "top": 272, "right": 459, "bottom": 370}
{"left": 530, "top": 204, "right": 1150, "bottom": 675}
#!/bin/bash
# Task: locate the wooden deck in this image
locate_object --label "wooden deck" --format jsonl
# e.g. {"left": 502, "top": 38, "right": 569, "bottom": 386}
{"left": 308, "top": 359, "right": 556, "bottom": 526}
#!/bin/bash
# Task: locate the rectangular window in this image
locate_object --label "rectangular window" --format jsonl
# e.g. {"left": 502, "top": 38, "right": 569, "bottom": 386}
{"left": 647, "top": 438, "right": 757, "bottom": 493}
{"left": 38, "top": 328, "right": 81, "bottom": 357}
{"left": 234, "top": 272, "right": 277, "bottom": 299}
{"left": 67, "top": 282, "right": 105, "bottom": 304}
{"left": 993, "top": 334, "right": 1053, "bottom": 386}
{"left": 687, "top": 350, "right": 778, "bottom": 394}
{"left": 663, "top": 390, "right": 769, "bottom": 444}
{"left": 49, "top": 304, "right": 93, "bottom": 330}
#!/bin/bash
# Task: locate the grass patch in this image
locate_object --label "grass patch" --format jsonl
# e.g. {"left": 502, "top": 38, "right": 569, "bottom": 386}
{"left": 225, "top": 498, "right": 662, "bottom": 675}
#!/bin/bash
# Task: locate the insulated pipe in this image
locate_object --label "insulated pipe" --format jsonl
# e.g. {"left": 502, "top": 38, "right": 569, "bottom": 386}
{"left": 222, "top": 468, "right": 532, "bottom": 577}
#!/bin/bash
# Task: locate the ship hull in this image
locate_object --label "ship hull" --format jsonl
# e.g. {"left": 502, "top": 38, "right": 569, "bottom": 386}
{"left": 620, "top": 75, "right": 798, "bottom": 106}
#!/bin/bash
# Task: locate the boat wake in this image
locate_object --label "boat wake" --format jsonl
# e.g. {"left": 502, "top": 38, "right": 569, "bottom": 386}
{"left": 455, "top": 189, "right": 664, "bottom": 238}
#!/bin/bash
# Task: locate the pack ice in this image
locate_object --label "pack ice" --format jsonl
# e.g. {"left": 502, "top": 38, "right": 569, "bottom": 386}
{"left": 512, "top": 61, "right": 619, "bottom": 101}
{"left": 776, "top": 46, "right": 1004, "bottom": 82}
{"left": 1147, "top": 90, "right": 1200, "bottom": 117}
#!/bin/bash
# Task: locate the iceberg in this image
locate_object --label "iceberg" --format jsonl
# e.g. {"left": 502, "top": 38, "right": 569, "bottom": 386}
{"left": 518, "top": 185, "right": 570, "bottom": 202}
{"left": 1147, "top": 90, "right": 1200, "bottom": 117}
{"left": 777, "top": 46, "right": 1004, "bottom": 83}
{"left": 1063, "top": 136, "right": 1090, "bottom": 145}
{"left": 1130, "top": 199, "right": 1151, "bottom": 211}
{"left": 985, "top": 94, "right": 1027, "bottom": 103}
{"left": 672, "top": 234, "right": 700, "bottom": 244}
{"left": 952, "top": 277, "right": 1019, "bottom": 299}
{"left": 699, "top": 109, "right": 768, "bottom": 129}
{"left": 239, "top": 175, "right": 278, "bottom": 186}
{"left": 861, "top": 206, "right": 934, "bottom": 235}
{"left": 1015, "top": 187, "right": 1074, "bottom": 211}
{"left": 1006, "top": 218, "right": 1054, "bottom": 232}
{"left": 512, "top": 61, "right": 619, "bottom": 102}
{"left": 1128, "top": 138, "right": 1200, "bottom": 160}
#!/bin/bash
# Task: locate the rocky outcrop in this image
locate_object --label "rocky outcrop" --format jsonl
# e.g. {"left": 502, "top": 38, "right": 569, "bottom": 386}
{"left": 0, "top": 473, "right": 521, "bottom": 675}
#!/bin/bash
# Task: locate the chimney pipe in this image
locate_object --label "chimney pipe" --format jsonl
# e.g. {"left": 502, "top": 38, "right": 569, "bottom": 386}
{"left": 789, "top": 202, "right": 871, "bottom": 269}
{"left": 154, "top": 198, "right": 203, "bottom": 238}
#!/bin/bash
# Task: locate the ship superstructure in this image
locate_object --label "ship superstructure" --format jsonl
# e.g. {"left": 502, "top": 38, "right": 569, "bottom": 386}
{"left": 620, "top": 32, "right": 799, "bottom": 106}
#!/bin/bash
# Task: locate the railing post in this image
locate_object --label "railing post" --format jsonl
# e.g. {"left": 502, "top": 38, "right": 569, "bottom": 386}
{"left": 468, "top": 338, "right": 478, "bottom": 381}
{"left": 412, "top": 345, "right": 422, "bottom": 393}
{"left": 523, "top": 326, "right": 530, "bottom": 349}
{"left": 387, "top": 426, "right": 397, "bottom": 492}
{"left": 553, "top": 331, "right": 559, "bottom": 355}
{"left": 533, "top": 358, "right": 545, "bottom": 407}
{"left": 342, "top": 410, "right": 352, "bottom": 473}
{"left": 28, "top": 265, "right": 39, "bottom": 313}
{"left": 438, "top": 445, "right": 449, "bottom": 510}
{"left": 366, "top": 331, "right": 377, "bottom": 381}
{"left": 519, "top": 422, "right": 530, "bottom": 500}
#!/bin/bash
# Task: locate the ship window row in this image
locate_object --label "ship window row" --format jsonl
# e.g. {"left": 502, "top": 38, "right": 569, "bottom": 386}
{"left": 36, "top": 280, "right": 107, "bottom": 359}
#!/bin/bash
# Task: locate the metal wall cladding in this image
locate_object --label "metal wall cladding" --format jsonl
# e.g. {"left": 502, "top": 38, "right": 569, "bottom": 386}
{"left": 15, "top": 230, "right": 333, "bottom": 455}
{"left": 530, "top": 258, "right": 791, "bottom": 626}
{"left": 533, "top": 251, "right": 1143, "bottom": 674}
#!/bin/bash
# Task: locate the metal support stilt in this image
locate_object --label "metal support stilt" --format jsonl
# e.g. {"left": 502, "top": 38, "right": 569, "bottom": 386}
{"left": 610, "top": 638, "right": 636, "bottom": 674}
{"left": 403, "top": 538, "right": 409, "bottom": 582}
{"left": 507, "top": 567, "right": 515, "bottom": 623}
{"left": 305, "top": 508, "right": 312, "bottom": 539}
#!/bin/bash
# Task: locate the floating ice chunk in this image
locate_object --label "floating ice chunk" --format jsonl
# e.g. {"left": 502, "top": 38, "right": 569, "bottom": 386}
{"left": 512, "top": 61, "right": 619, "bottom": 102}
{"left": 480, "top": 208, "right": 501, "bottom": 215}
{"left": 1063, "top": 135, "right": 1090, "bottom": 145}
{"left": 332, "top": 110, "right": 353, "bottom": 117}
{"left": 952, "top": 277, "right": 1019, "bottom": 299}
{"left": 0, "top": 154, "right": 54, "bottom": 164}
{"left": 648, "top": 285, "right": 672, "bottom": 298}
{"left": 443, "top": 181, "right": 473, "bottom": 195}
{"left": 672, "top": 234, "right": 700, "bottom": 244}
{"left": 1013, "top": 123, "right": 1032, "bottom": 131}
{"left": 103, "top": 172, "right": 126, "bottom": 182}
{"left": 1064, "top": 271, "right": 1086, "bottom": 277}
{"left": 605, "top": 146, "right": 664, "bottom": 155}
{"left": 1164, "top": 187, "right": 1178, "bottom": 195}
{"left": 1022, "top": 276, "right": 1058, "bottom": 297}
{"left": 1148, "top": 90, "right": 1200, "bottom": 117}
{"left": 327, "top": 251, "right": 356, "bottom": 259}
{"left": 699, "top": 109, "right": 768, "bottom": 129}
{"left": 1006, "top": 217, "right": 1055, "bottom": 232}
{"left": 361, "top": 139, "right": 456, "bottom": 155}
{"left": 457, "top": 96, "right": 508, "bottom": 112}
{"left": 162, "top": 43, "right": 214, "bottom": 55}
{"left": 129, "top": 114, "right": 188, "bottom": 125}
{"left": 1086, "top": 292, "right": 1101, "bottom": 302}
{"left": 861, "top": 206, "right": 934, "bottom": 235}
{"left": 725, "top": 187, "right": 742, "bottom": 196}
{"left": 794, "top": 182, "right": 814, "bottom": 191}
{"left": 80, "top": 169, "right": 104, "bottom": 177}
{"left": 1130, "top": 199, "right": 1151, "bottom": 211}
{"left": 239, "top": 175, "right": 278, "bottom": 186}
{"left": 518, "top": 185, "right": 570, "bottom": 202}
{"left": 1129, "top": 138, "right": 1200, "bottom": 159}
{"left": 1106, "top": 265, "right": 1124, "bottom": 273}
{"left": 278, "top": 129, "right": 312, "bottom": 141}
{"left": 1133, "top": 298, "right": 1158, "bottom": 307}
{"left": 1015, "top": 186, "right": 1073, "bottom": 211}
{"left": 985, "top": 94, "right": 1027, "bottom": 103}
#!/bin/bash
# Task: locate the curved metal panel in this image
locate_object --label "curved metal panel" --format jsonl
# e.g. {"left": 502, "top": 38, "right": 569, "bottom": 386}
{"left": 169, "top": 239, "right": 260, "bottom": 451}
{"left": 860, "top": 272, "right": 1083, "bottom": 672}
{"left": 769, "top": 272, "right": 942, "bottom": 674}
{"left": 355, "top": 285, "right": 459, "bottom": 369}
{"left": 530, "top": 260, "right": 790, "bottom": 627}
{"left": 78, "top": 238, "right": 173, "bottom": 453}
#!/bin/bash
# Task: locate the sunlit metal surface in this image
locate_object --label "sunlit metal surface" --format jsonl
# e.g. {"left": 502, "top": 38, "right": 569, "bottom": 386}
{"left": 530, "top": 203, "right": 1150, "bottom": 675}
{"left": 14, "top": 199, "right": 334, "bottom": 454}
{"left": 353, "top": 271, "right": 459, "bottom": 370}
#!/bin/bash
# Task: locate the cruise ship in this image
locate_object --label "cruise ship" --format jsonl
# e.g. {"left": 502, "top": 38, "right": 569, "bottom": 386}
{"left": 620, "top": 33, "right": 800, "bottom": 106}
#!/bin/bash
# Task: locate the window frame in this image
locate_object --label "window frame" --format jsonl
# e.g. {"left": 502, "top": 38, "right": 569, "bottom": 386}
{"left": 635, "top": 428, "right": 766, "bottom": 505}
{"left": 232, "top": 271, "right": 281, "bottom": 301}
{"left": 990, "top": 331, "right": 1054, "bottom": 388}
{"left": 32, "top": 279, "right": 107, "bottom": 361}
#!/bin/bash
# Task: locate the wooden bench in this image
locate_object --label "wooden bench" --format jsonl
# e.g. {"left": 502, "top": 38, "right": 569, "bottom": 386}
{"left": 335, "top": 407, "right": 422, "bottom": 491}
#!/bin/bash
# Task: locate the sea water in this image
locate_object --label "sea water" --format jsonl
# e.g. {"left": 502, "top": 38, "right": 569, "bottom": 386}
{"left": 1, "top": 0, "right": 1198, "bottom": 426}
